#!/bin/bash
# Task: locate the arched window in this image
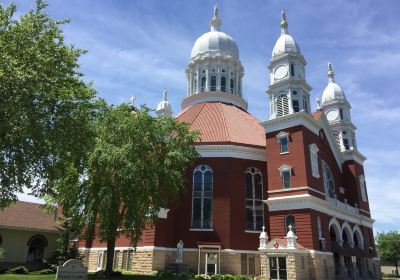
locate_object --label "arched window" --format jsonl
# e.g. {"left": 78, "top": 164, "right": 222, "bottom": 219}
{"left": 192, "top": 165, "right": 213, "bottom": 229}
{"left": 245, "top": 168, "right": 264, "bottom": 231}
{"left": 192, "top": 77, "right": 198, "bottom": 94}
{"left": 201, "top": 76, "right": 206, "bottom": 92}
{"left": 27, "top": 235, "right": 47, "bottom": 262}
{"left": 359, "top": 175, "right": 368, "bottom": 202}
{"left": 290, "top": 63, "right": 295, "bottom": 77}
{"left": 353, "top": 225, "right": 364, "bottom": 249}
{"left": 285, "top": 215, "right": 296, "bottom": 234}
{"left": 210, "top": 75, "right": 216, "bottom": 91}
{"left": 230, "top": 78, "right": 234, "bottom": 94}
{"left": 221, "top": 76, "right": 226, "bottom": 92}
{"left": 276, "top": 93, "right": 289, "bottom": 117}
{"left": 329, "top": 218, "right": 342, "bottom": 246}
{"left": 322, "top": 161, "right": 335, "bottom": 199}
{"left": 317, "top": 216, "right": 323, "bottom": 239}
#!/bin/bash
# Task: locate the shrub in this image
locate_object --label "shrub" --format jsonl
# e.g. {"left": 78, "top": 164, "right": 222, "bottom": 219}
{"left": 194, "top": 275, "right": 208, "bottom": 280}
{"left": 210, "top": 274, "right": 224, "bottom": 280}
{"left": 234, "top": 275, "right": 252, "bottom": 280}
{"left": 30, "top": 268, "right": 55, "bottom": 275}
{"left": 222, "top": 275, "right": 235, "bottom": 280}
{"left": 6, "top": 266, "right": 29, "bottom": 274}
{"left": 157, "top": 269, "right": 175, "bottom": 280}
{"left": 176, "top": 272, "right": 194, "bottom": 280}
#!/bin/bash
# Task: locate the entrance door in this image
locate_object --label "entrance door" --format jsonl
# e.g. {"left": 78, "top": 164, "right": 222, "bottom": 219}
{"left": 269, "top": 257, "right": 287, "bottom": 280}
{"left": 205, "top": 253, "right": 217, "bottom": 275}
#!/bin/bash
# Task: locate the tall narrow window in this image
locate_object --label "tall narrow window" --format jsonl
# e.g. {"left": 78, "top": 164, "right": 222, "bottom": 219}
{"left": 201, "top": 76, "right": 206, "bottom": 92}
{"left": 192, "top": 165, "right": 213, "bottom": 229}
{"left": 303, "top": 98, "right": 308, "bottom": 113}
{"left": 339, "top": 109, "right": 343, "bottom": 120}
{"left": 230, "top": 78, "right": 234, "bottom": 94}
{"left": 277, "top": 132, "right": 289, "bottom": 154}
{"left": 192, "top": 78, "right": 198, "bottom": 94}
{"left": 221, "top": 76, "right": 226, "bottom": 92}
{"left": 359, "top": 175, "right": 367, "bottom": 202}
{"left": 309, "top": 143, "right": 319, "bottom": 178}
{"left": 245, "top": 168, "right": 264, "bottom": 231}
{"left": 322, "top": 161, "right": 335, "bottom": 199}
{"left": 292, "top": 100, "right": 299, "bottom": 112}
{"left": 279, "top": 166, "right": 292, "bottom": 189}
{"left": 285, "top": 215, "right": 296, "bottom": 234}
{"left": 290, "top": 63, "right": 295, "bottom": 77}
{"left": 276, "top": 93, "right": 289, "bottom": 117}
{"left": 343, "top": 138, "right": 350, "bottom": 150}
{"left": 210, "top": 75, "right": 216, "bottom": 91}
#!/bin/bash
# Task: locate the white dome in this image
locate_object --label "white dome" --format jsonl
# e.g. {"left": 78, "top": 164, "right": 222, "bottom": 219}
{"left": 191, "top": 31, "right": 239, "bottom": 60}
{"left": 322, "top": 82, "right": 346, "bottom": 104}
{"left": 156, "top": 89, "right": 172, "bottom": 116}
{"left": 272, "top": 33, "right": 300, "bottom": 57}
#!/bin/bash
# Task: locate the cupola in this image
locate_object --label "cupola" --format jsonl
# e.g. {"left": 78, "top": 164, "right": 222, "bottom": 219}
{"left": 156, "top": 88, "right": 172, "bottom": 117}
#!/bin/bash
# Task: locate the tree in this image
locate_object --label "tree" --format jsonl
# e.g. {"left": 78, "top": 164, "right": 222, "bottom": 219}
{"left": 0, "top": 0, "right": 100, "bottom": 208}
{"left": 53, "top": 104, "right": 198, "bottom": 275}
{"left": 376, "top": 231, "right": 400, "bottom": 276}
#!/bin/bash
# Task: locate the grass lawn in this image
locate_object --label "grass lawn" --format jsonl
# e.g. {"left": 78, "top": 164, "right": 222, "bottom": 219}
{"left": 0, "top": 274, "right": 157, "bottom": 280}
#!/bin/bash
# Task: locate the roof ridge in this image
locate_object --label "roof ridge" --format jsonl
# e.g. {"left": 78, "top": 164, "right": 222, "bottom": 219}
{"left": 219, "top": 102, "right": 230, "bottom": 142}
{"left": 191, "top": 103, "right": 206, "bottom": 127}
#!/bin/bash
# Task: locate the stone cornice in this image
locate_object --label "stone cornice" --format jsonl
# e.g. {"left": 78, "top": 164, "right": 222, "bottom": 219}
{"left": 195, "top": 144, "right": 266, "bottom": 162}
{"left": 268, "top": 78, "right": 312, "bottom": 93}
{"left": 268, "top": 52, "right": 307, "bottom": 66}
{"left": 181, "top": 91, "right": 248, "bottom": 111}
{"left": 264, "top": 194, "right": 374, "bottom": 228}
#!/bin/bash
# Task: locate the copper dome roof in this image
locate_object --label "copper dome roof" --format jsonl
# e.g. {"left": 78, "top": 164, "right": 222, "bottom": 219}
{"left": 177, "top": 102, "right": 265, "bottom": 148}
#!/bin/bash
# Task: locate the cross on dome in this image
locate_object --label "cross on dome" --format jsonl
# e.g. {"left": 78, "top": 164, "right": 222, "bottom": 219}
{"left": 210, "top": 4, "right": 222, "bottom": 31}
{"left": 163, "top": 88, "right": 168, "bottom": 101}
{"left": 280, "top": 10, "right": 288, "bottom": 34}
{"left": 129, "top": 95, "right": 136, "bottom": 106}
{"left": 328, "top": 62, "right": 335, "bottom": 83}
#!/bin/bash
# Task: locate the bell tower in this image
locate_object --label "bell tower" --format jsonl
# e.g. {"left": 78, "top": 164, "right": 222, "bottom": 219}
{"left": 268, "top": 11, "right": 312, "bottom": 119}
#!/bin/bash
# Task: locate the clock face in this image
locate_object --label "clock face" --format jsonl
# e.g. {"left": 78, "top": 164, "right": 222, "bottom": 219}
{"left": 274, "top": 65, "right": 288, "bottom": 80}
{"left": 326, "top": 109, "right": 339, "bottom": 121}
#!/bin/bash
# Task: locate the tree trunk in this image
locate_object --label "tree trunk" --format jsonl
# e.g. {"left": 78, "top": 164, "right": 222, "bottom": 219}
{"left": 105, "top": 236, "right": 116, "bottom": 276}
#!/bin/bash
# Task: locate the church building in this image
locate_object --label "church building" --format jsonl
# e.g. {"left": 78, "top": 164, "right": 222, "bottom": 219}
{"left": 79, "top": 7, "right": 380, "bottom": 280}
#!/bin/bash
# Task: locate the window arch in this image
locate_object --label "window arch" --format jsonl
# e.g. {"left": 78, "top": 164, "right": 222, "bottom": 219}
{"left": 200, "top": 76, "right": 206, "bottom": 92}
{"left": 329, "top": 218, "right": 342, "bottom": 245}
{"left": 276, "top": 93, "right": 289, "bottom": 117}
{"left": 221, "top": 76, "right": 226, "bottom": 92}
{"left": 245, "top": 168, "right": 264, "bottom": 231}
{"left": 322, "top": 161, "right": 335, "bottom": 199}
{"left": 210, "top": 75, "right": 216, "bottom": 91}
{"left": 290, "top": 63, "right": 295, "bottom": 77}
{"left": 353, "top": 225, "right": 364, "bottom": 249}
{"left": 192, "top": 77, "right": 198, "bottom": 94}
{"left": 341, "top": 222, "right": 352, "bottom": 248}
{"left": 192, "top": 165, "right": 213, "bottom": 229}
{"left": 285, "top": 215, "right": 296, "bottom": 234}
{"left": 27, "top": 235, "right": 47, "bottom": 262}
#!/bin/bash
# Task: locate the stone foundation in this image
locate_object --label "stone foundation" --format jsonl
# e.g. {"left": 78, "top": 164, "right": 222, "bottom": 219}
{"left": 82, "top": 247, "right": 260, "bottom": 276}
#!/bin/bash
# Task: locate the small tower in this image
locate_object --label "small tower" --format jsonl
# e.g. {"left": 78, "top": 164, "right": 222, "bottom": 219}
{"left": 259, "top": 226, "right": 269, "bottom": 250}
{"left": 285, "top": 224, "right": 297, "bottom": 249}
{"left": 268, "top": 11, "right": 312, "bottom": 120}
{"left": 156, "top": 88, "right": 172, "bottom": 117}
{"left": 321, "top": 63, "right": 357, "bottom": 152}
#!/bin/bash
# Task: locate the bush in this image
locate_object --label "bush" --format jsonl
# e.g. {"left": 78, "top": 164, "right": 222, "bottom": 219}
{"left": 194, "top": 275, "right": 208, "bottom": 280}
{"left": 222, "top": 275, "right": 235, "bottom": 280}
{"left": 210, "top": 274, "right": 224, "bottom": 280}
{"left": 6, "top": 266, "right": 29, "bottom": 274}
{"left": 157, "top": 269, "right": 175, "bottom": 280}
{"left": 234, "top": 275, "right": 252, "bottom": 280}
{"left": 30, "top": 268, "right": 55, "bottom": 275}
{"left": 176, "top": 272, "right": 194, "bottom": 280}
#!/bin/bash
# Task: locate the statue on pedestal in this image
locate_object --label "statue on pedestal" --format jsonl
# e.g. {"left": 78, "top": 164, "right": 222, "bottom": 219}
{"left": 176, "top": 240, "right": 183, "bottom": 264}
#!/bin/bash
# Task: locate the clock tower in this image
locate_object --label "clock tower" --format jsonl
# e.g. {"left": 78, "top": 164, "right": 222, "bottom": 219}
{"left": 268, "top": 11, "right": 311, "bottom": 120}
{"left": 321, "top": 63, "right": 358, "bottom": 152}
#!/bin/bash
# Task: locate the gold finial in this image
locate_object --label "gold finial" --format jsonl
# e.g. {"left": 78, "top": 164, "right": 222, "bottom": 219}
{"left": 280, "top": 10, "right": 288, "bottom": 34}
{"left": 328, "top": 62, "right": 335, "bottom": 83}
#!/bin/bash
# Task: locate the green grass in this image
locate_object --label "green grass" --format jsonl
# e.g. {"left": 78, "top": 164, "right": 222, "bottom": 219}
{"left": 0, "top": 274, "right": 157, "bottom": 280}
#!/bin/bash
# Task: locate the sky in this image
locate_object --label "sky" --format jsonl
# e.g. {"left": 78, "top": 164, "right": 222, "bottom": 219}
{"left": 5, "top": 0, "right": 400, "bottom": 234}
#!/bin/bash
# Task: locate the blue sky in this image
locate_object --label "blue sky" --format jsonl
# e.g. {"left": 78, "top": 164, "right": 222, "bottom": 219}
{"left": 6, "top": 0, "right": 400, "bottom": 234}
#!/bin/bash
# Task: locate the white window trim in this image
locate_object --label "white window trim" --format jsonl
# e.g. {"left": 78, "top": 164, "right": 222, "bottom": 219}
{"left": 309, "top": 143, "right": 320, "bottom": 178}
{"left": 245, "top": 167, "right": 264, "bottom": 231}
{"left": 279, "top": 165, "right": 292, "bottom": 189}
{"left": 277, "top": 131, "right": 290, "bottom": 154}
{"left": 359, "top": 175, "right": 368, "bottom": 202}
{"left": 191, "top": 165, "right": 213, "bottom": 230}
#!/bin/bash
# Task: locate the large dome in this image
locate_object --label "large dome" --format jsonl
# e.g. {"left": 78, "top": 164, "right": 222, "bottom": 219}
{"left": 191, "top": 31, "right": 239, "bottom": 60}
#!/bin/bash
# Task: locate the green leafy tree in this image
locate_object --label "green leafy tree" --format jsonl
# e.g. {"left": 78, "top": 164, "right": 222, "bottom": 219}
{"left": 376, "top": 231, "right": 400, "bottom": 276}
{"left": 54, "top": 104, "right": 198, "bottom": 275}
{"left": 0, "top": 0, "right": 99, "bottom": 208}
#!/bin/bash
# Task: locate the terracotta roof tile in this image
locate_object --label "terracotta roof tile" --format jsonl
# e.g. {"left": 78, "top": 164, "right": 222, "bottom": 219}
{"left": 177, "top": 102, "right": 266, "bottom": 148}
{"left": 311, "top": 111, "right": 323, "bottom": 121}
{"left": 0, "top": 201, "right": 60, "bottom": 232}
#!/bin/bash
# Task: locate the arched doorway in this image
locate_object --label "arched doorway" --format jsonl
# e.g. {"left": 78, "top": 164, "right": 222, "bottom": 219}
{"left": 27, "top": 235, "right": 47, "bottom": 262}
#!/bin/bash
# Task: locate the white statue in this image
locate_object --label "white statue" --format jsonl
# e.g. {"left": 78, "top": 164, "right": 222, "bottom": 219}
{"left": 176, "top": 240, "right": 184, "bottom": 263}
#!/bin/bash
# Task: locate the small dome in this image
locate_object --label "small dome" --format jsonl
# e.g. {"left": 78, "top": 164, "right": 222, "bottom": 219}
{"left": 272, "top": 11, "right": 301, "bottom": 57}
{"left": 156, "top": 89, "right": 172, "bottom": 116}
{"left": 191, "top": 31, "right": 239, "bottom": 60}
{"left": 272, "top": 33, "right": 300, "bottom": 56}
{"left": 322, "top": 82, "right": 346, "bottom": 103}
{"left": 321, "top": 63, "right": 346, "bottom": 104}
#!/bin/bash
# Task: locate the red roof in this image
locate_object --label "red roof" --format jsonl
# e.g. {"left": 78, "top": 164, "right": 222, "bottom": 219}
{"left": 177, "top": 102, "right": 266, "bottom": 148}
{"left": 0, "top": 201, "right": 60, "bottom": 232}
{"left": 311, "top": 110, "right": 323, "bottom": 121}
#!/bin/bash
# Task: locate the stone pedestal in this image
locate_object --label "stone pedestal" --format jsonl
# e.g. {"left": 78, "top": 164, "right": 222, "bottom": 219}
{"left": 167, "top": 262, "right": 189, "bottom": 273}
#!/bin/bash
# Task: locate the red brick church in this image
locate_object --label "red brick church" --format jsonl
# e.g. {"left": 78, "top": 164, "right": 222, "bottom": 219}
{"left": 79, "top": 7, "right": 380, "bottom": 280}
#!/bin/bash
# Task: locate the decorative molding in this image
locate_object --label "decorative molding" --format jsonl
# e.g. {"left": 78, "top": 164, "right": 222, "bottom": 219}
{"left": 82, "top": 246, "right": 260, "bottom": 254}
{"left": 195, "top": 144, "right": 266, "bottom": 161}
{"left": 157, "top": 208, "right": 170, "bottom": 219}
{"left": 189, "top": 228, "right": 215, "bottom": 232}
{"left": 181, "top": 91, "right": 247, "bottom": 111}
{"left": 265, "top": 194, "right": 375, "bottom": 228}
{"left": 0, "top": 225, "right": 60, "bottom": 234}
{"left": 267, "top": 186, "right": 325, "bottom": 197}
